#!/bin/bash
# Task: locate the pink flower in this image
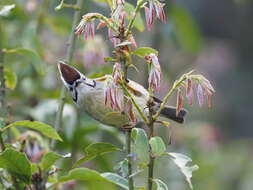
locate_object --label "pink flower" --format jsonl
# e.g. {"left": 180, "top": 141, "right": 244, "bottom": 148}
{"left": 196, "top": 84, "right": 204, "bottom": 107}
{"left": 144, "top": 4, "right": 155, "bottom": 31}
{"left": 176, "top": 89, "right": 184, "bottom": 116}
{"left": 145, "top": 0, "right": 166, "bottom": 31}
{"left": 147, "top": 53, "right": 161, "bottom": 91}
{"left": 108, "top": 28, "right": 120, "bottom": 47}
{"left": 154, "top": 1, "right": 166, "bottom": 23}
{"left": 186, "top": 78, "right": 193, "bottom": 105}
{"left": 75, "top": 13, "right": 97, "bottom": 40}
{"left": 128, "top": 34, "right": 138, "bottom": 48}
{"left": 104, "top": 78, "right": 122, "bottom": 111}
{"left": 112, "top": 62, "right": 122, "bottom": 84}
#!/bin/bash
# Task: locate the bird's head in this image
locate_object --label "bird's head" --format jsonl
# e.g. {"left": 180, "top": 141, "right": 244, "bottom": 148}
{"left": 58, "top": 62, "right": 96, "bottom": 103}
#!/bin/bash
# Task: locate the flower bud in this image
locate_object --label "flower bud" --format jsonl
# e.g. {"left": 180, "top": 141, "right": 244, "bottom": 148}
{"left": 147, "top": 54, "right": 161, "bottom": 91}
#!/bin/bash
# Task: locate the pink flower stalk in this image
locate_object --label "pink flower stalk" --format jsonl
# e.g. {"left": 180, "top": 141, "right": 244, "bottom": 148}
{"left": 145, "top": 0, "right": 166, "bottom": 31}
{"left": 147, "top": 53, "right": 161, "bottom": 91}
{"left": 104, "top": 78, "right": 122, "bottom": 111}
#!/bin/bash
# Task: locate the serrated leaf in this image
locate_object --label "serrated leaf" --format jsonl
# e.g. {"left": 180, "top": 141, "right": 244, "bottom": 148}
{"left": 153, "top": 179, "right": 168, "bottom": 190}
{"left": 101, "top": 172, "right": 129, "bottom": 190}
{"left": 3, "top": 48, "right": 43, "bottom": 75}
{"left": 0, "top": 148, "right": 31, "bottom": 184}
{"left": 4, "top": 68, "right": 17, "bottom": 90}
{"left": 40, "top": 152, "right": 62, "bottom": 171}
{"left": 2, "top": 120, "right": 62, "bottom": 141}
{"left": 149, "top": 137, "right": 166, "bottom": 157}
{"left": 73, "top": 142, "right": 121, "bottom": 168}
{"left": 167, "top": 152, "right": 199, "bottom": 189}
{"left": 132, "top": 47, "right": 158, "bottom": 58}
{"left": 125, "top": 2, "right": 144, "bottom": 32}
{"left": 59, "top": 168, "right": 108, "bottom": 182}
{"left": 131, "top": 128, "right": 149, "bottom": 167}
{"left": 0, "top": 4, "right": 15, "bottom": 16}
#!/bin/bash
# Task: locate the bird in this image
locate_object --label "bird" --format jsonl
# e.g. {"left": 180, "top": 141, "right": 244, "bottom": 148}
{"left": 58, "top": 62, "right": 187, "bottom": 128}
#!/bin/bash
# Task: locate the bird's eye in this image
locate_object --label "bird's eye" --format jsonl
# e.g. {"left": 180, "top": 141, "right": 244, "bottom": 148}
{"left": 69, "top": 86, "right": 73, "bottom": 91}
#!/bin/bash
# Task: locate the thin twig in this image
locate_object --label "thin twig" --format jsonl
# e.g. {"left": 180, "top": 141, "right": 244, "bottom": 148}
{"left": 120, "top": 82, "right": 149, "bottom": 124}
{"left": 52, "top": 0, "right": 84, "bottom": 148}
{"left": 153, "top": 74, "right": 189, "bottom": 121}
{"left": 126, "top": 0, "right": 146, "bottom": 36}
{"left": 121, "top": 57, "right": 134, "bottom": 190}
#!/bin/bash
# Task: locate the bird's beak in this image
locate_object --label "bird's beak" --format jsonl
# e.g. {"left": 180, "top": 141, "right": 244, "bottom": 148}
{"left": 58, "top": 61, "right": 80, "bottom": 85}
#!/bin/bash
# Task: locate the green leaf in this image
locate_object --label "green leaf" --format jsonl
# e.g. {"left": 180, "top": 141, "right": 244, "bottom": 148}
{"left": 132, "top": 47, "right": 158, "bottom": 58}
{"left": 73, "top": 142, "right": 121, "bottom": 168}
{"left": 167, "top": 152, "right": 199, "bottom": 189}
{"left": 0, "top": 148, "right": 31, "bottom": 183}
{"left": 59, "top": 168, "right": 108, "bottom": 182}
{"left": 0, "top": 4, "right": 15, "bottom": 16}
{"left": 125, "top": 2, "right": 144, "bottom": 32}
{"left": 40, "top": 152, "right": 62, "bottom": 171}
{"left": 2, "top": 120, "right": 62, "bottom": 141}
{"left": 101, "top": 172, "right": 129, "bottom": 190}
{"left": 171, "top": 5, "right": 203, "bottom": 53}
{"left": 3, "top": 48, "right": 43, "bottom": 75}
{"left": 131, "top": 128, "right": 149, "bottom": 167}
{"left": 149, "top": 137, "right": 166, "bottom": 157}
{"left": 4, "top": 68, "right": 17, "bottom": 90}
{"left": 153, "top": 179, "right": 168, "bottom": 190}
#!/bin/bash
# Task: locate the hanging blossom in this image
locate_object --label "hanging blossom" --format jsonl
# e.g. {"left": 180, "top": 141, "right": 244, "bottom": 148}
{"left": 128, "top": 34, "right": 138, "bottom": 48}
{"left": 104, "top": 63, "right": 123, "bottom": 111}
{"left": 112, "top": 62, "right": 122, "bottom": 84}
{"left": 75, "top": 13, "right": 98, "bottom": 40}
{"left": 145, "top": 0, "right": 166, "bottom": 31}
{"left": 176, "top": 89, "right": 184, "bottom": 116}
{"left": 180, "top": 74, "right": 215, "bottom": 108}
{"left": 146, "top": 53, "right": 162, "bottom": 91}
{"left": 112, "top": 0, "right": 126, "bottom": 23}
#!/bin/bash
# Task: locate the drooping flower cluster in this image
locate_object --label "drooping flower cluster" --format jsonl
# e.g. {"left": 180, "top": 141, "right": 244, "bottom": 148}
{"left": 75, "top": 13, "right": 97, "bottom": 40}
{"left": 104, "top": 63, "right": 123, "bottom": 111}
{"left": 145, "top": 0, "right": 166, "bottom": 31}
{"left": 104, "top": 78, "right": 122, "bottom": 111}
{"left": 112, "top": 0, "right": 126, "bottom": 23}
{"left": 176, "top": 74, "right": 215, "bottom": 115}
{"left": 146, "top": 53, "right": 161, "bottom": 91}
{"left": 112, "top": 62, "right": 122, "bottom": 83}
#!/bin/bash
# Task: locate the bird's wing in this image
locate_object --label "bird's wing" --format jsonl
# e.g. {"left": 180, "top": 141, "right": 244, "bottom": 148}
{"left": 126, "top": 80, "right": 149, "bottom": 98}
{"left": 94, "top": 75, "right": 149, "bottom": 98}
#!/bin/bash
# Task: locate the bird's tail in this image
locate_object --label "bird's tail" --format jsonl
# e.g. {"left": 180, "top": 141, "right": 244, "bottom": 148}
{"left": 160, "top": 106, "right": 187, "bottom": 123}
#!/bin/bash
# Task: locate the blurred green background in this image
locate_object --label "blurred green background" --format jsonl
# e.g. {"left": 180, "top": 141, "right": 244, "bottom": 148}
{"left": 1, "top": 0, "right": 253, "bottom": 189}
